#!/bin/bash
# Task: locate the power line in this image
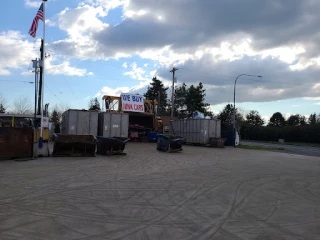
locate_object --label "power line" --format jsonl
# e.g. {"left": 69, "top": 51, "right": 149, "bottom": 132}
{"left": 63, "top": 77, "right": 81, "bottom": 108}
{"left": 0, "top": 79, "right": 34, "bottom": 83}
{"left": 44, "top": 86, "right": 62, "bottom": 102}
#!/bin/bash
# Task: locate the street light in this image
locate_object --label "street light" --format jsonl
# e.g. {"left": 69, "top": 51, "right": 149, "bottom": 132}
{"left": 233, "top": 74, "right": 262, "bottom": 147}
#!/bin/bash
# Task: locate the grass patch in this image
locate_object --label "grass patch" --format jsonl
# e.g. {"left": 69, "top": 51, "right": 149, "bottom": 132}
{"left": 244, "top": 140, "right": 320, "bottom": 147}
{"left": 284, "top": 142, "right": 320, "bottom": 147}
{"left": 238, "top": 144, "right": 285, "bottom": 151}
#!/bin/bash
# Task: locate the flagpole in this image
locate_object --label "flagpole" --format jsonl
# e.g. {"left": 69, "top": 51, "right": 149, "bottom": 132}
{"left": 39, "top": 0, "right": 46, "bottom": 148}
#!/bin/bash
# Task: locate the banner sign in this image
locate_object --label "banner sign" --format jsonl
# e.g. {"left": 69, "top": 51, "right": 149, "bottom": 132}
{"left": 121, "top": 94, "right": 145, "bottom": 112}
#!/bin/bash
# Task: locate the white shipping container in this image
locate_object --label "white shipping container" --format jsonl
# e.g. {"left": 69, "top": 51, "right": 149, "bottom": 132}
{"left": 98, "top": 112, "right": 129, "bottom": 138}
{"left": 170, "top": 119, "right": 221, "bottom": 145}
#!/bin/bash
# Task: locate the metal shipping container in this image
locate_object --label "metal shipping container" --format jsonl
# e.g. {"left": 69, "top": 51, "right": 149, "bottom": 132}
{"left": 0, "top": 128, "right": 34, "bottom": 159}
{"left": 98, "top": 112, "right": 129, "bottom": 138}
{"left": 62, "top": 110, "right": 98, "bottom": 136}
{"left": 170, "top": 119, "right": 221, "bottom": 145}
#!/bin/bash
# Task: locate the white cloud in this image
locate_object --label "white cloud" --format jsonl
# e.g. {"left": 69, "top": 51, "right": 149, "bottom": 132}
{"left": 24, "top": 0, "right": 42, "bottom": 8}
{"left": 0, "top": 31, "right": 38, "bottom": 75}
{"left": 316, "top": 102, "right": 320, "bottom": 105}
{"left": 31, "top": 0, "right": 320, "bottom": 106}
{"left": 95, "top": 80, "right": 150, "bottom": 98}
{"left": 0, "top": 69, "right": 11, "bottom": 75}
{"left": 46, "top": 58, "right": 93, "bottom": 76}
{"left": 20, "top": 57, "right": 94, "bottom": 77}
{"left": 83, "top": 0, "right": 127, "bottom": 11}
{"left": 303, "top": 97, "right": 320, "bottom": 101}
{"left": 285, "top": 113, "right": 292, "bottom": 119}
{"left": 123, "top": 62, "right": 148, "bottom": 81}
{"left": 46, "top": 19, "right": 56, "bottom": 27}
{"left": 95, "top": 86, "right": 130, "bottom": 97}
{"left": 122, "top": 62, "right": 128, "bottom": 68}
{"left": 57, "top": 5, "right": 108, "bottom": 39}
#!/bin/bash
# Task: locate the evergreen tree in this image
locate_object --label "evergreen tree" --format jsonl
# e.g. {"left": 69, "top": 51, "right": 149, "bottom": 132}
{"left": 185, "top": 82, "right": 210, "bottom": 115}
{"left": 144, "top": 77, "right": 168, "bottom": 115}
{"left": 287, "top": 114, "right": 306, "bottom": 126}
{"left": 268, "top": 112, "right": 286, "bottom": 127}
{"left": 89, "top": 97, "right": 101, "bottom": 111}
{"left": 308, "top": 113, "right": 317, "bottom": 124}
{"left": 174, "top": 83, "right": 188, "bottom": 116}
{"left": 219, "top": 104, "right": 244, "bottom": 130}
{"left": 245, "top": 110, "right": 264, "bottom": 126}
{"left": 0, "top": 104, "right": 5, "bottom": 113}
{"left": 50, "top": 109, "right": 61, "bottom": 133}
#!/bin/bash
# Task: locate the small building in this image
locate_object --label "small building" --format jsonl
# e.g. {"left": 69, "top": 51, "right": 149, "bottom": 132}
{"left": 0, "top": 113, "right": 42, "bottom": 128}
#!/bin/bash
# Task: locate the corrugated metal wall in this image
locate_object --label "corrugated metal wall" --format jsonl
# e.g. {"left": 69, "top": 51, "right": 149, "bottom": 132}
{"left": 62, "top": 110, "right": 98, "bottom": 136}
{"left": 98, "top": 112, "right": 129, "bottom": 138}
{"left": 170, "top": 119, "right": 221, "bottom": 145}
{"left": 0, "top": 128, "right": 34, "bottom": 159}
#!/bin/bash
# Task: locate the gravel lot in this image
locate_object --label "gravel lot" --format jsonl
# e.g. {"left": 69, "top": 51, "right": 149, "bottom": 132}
{"left": 0, "top": 143, "right": 319, "bottom": 240}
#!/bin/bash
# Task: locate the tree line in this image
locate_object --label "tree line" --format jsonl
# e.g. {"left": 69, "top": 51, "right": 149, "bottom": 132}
{"left": 0, "top": 94, "right": 34, "bottom": 115}
{"left": 143, "top": 77, "right": 211, "bottom": 117}
{"left": 218, "top": 103, "right": 320, "bottom": 143}
{"left": 86, "top": 77, "right": 211, "bottom": 117}
{"left": 135, "top": 78, "right": 320, "bottom": 143}
{"left": 2, "top": 78, "right": 319, "bottom": 143}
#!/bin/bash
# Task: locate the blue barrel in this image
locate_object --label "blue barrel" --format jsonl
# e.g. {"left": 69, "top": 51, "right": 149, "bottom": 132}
{"left": 157, "top": 134, "right": 184, "bottom": 152}
{"left": 147, "top": 132, "right": 158, "bottom": 142}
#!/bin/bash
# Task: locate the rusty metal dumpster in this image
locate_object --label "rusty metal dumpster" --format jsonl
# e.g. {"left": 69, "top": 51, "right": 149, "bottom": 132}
{"left": 52, "top": 134, "right": 96, "bottom": 157}
{"left": 209, "top": 138, "right": 227, "bottom": 148}
{"left": 97, "top": 137, "right": 129, "bottom": 155}
{"left": 0, "top": 127, "right": 34, "bottom": 159}
{"left": 156, "top": 134, "right": 184, "bottom": 152}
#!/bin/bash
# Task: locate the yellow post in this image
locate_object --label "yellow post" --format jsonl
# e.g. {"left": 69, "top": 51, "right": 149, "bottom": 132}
{"left": 11, "top": 116, "right": 14, "bottom": 127}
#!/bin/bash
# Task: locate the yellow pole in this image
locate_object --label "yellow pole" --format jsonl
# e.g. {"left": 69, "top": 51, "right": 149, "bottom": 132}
{"left": 12, "top": 116, "right": 14, "bottom": 127}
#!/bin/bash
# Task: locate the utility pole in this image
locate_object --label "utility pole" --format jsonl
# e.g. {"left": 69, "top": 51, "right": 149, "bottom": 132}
{"left": 157, "top": 90, "right": 160, "bottom": 116}
{"left": 32, "top": 59, "right": 40, "bottom": 126}
{"left": 170, "top": 67, "right": 178, "bottom": 117}
{"left": 37, "top": 39, "right": 44, "bottom": 115}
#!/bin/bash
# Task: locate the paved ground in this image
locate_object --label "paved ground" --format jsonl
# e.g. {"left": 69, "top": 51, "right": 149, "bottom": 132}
{"left": 0, "top": 143, "right": 319, "bottom": 240}
{"left": 241, "top": 140, "right": 320, "bottom": 157}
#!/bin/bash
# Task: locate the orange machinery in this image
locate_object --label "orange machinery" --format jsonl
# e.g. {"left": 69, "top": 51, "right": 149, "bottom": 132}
{"left": 102, "top": 95, "right": 158, "bottom": 115}
{"left": 102, "top": 95, "right": 162, "bottom": 133}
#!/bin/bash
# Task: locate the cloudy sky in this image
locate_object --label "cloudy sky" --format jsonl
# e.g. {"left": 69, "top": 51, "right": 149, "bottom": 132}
{"left": 0, "top": 0, "right": 319, "bottom": 121}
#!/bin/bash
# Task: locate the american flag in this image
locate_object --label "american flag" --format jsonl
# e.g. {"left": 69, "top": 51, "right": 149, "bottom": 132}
{"left": 28, "top": 3, "right": 44, "bottom": 38}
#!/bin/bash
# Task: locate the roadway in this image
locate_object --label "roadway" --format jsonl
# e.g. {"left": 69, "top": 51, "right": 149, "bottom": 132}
{"left": 241, "top": 140, "right": 320, "bottom": 157}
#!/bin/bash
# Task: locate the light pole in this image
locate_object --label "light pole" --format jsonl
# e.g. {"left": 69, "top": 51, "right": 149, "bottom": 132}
{"left": 170, "top": 67, "right": 178, "bottom": 117}
{"left": 233, "top": 74, "right": 262, "bottom": 146}
{"left": 32, "top": 59, "right": 40, "bottom": 127}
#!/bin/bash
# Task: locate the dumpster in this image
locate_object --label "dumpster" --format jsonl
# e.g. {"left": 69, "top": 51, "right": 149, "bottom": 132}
{"left": 61, "top": 110, "right": 98, "bottom": 136}
{"left": 156, "top": 134, "right": 184, "bottom": 152}
{"left": 170, "top": 119, "right": 221, "bottom": 145}
{"left": 98, "top": 112, "right": 129, "bottom": 138}
{"left": 96, "top": 137, "right": 130, "bottom": 155}
{"left": 0, "top": 127, "right": 34, "bottom": 160}
{"left": 209, "top": 138, "right": 227, "bottom": 148}
{"left": 147, "top": 132, "right": 158, "bottom": 142}
{"left": 52, "top": 134, "right": 96, "bottom": 157}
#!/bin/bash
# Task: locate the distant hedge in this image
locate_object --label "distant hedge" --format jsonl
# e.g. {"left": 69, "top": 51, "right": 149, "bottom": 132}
{"left": 240, "top": 123, "right": 320, "bottom": 143}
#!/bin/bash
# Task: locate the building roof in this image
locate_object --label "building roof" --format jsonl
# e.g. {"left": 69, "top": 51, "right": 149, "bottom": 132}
{"left": 0, "top": 113, "right": 42, "bottom": 119}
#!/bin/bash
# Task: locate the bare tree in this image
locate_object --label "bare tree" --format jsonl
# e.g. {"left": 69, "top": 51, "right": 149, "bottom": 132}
{"left": 50, "top": 102, "right": 70, "bottom": 122}
{"left": 57, "top": 102, "right": 70, "bottom": 113}
{"left": 13, "top": 96, "right": 32, "bottom": 114}
{"left": 0, "top": 93, "right": 7, "bottom": 112}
